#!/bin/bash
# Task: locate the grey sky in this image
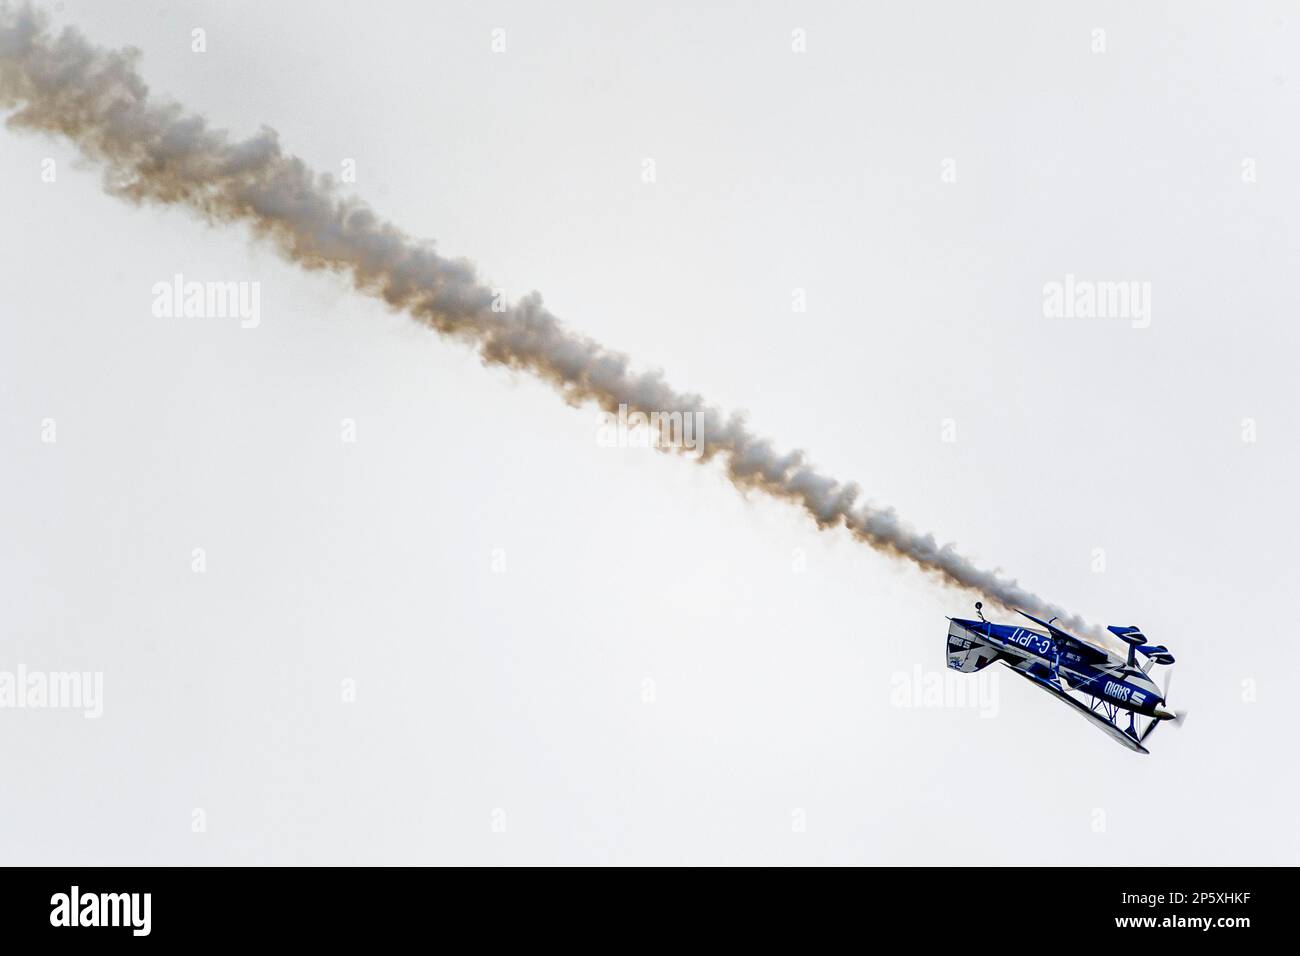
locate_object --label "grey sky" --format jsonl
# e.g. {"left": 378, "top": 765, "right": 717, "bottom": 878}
{"left": 1, "top": 0, "right": 1296, "bottom": 864}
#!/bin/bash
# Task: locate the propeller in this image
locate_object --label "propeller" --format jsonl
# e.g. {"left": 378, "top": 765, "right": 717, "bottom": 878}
{"left": 1159, "top": 667, "right": 1188, "bottom": 728}
{"left": 1141, "top": 663, "right": 1186, "bottom": 744}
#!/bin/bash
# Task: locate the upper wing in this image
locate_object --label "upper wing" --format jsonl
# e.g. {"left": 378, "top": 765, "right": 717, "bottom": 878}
{"left": 1001, "top": 659, "right": 1149, "bottom": 754}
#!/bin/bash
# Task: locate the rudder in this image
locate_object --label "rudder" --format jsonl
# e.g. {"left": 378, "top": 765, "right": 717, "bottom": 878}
{"left": 947, "top": 619, "right": 1001, "bottom": 673}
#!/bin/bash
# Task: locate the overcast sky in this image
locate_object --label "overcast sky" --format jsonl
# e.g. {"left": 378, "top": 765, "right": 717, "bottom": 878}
{"left": 2, "top": 0, "right": 1297, "bottom": 864}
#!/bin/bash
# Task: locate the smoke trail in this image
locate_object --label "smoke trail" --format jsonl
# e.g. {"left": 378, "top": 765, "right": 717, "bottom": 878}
{"left": 0, "top": 3, "right": 1103, "bottom": 640}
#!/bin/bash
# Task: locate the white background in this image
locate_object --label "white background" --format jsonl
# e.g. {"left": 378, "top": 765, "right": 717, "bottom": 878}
{"left": 1, "top": 0, "right": 1296, "bottom": 864}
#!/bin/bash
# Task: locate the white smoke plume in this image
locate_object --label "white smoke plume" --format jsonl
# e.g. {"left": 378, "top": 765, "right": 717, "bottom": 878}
{"left": 0, "top": 3, "right": 1104, "bottom": 641}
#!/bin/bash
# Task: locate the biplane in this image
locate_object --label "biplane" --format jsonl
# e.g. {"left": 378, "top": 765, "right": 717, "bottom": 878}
{"left": 946, "top": 603, "right": 1181, "bottom": 754}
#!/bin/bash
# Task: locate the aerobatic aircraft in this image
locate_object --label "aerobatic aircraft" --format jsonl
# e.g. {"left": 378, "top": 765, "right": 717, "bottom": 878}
{"left": 946, "top": 603, "right": 1181, "bottom": 754}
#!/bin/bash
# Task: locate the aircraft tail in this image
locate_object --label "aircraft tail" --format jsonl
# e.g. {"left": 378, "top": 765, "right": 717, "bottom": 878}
{"left": 946, "top": 619, "right": 1001, "bottom": 673}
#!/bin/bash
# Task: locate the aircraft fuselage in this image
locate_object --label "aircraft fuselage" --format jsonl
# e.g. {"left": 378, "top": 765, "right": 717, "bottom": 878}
{"left": 948, "top": 618, "right": 1165, "bottom": 718}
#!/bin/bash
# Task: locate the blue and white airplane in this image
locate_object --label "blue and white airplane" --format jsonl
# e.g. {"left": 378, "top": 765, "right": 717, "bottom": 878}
{"left": 947, "top": 603, "right": 1180, "bottom": 754}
